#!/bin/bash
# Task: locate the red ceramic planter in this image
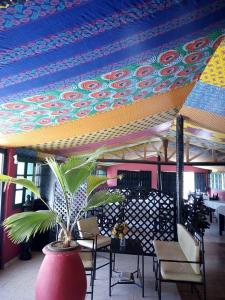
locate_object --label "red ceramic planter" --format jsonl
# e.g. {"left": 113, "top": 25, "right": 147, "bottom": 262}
{"left": 35, "top": 242, "right": 87, "bottom": 300}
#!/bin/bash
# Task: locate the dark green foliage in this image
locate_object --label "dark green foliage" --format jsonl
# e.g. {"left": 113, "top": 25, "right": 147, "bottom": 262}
{"left": 183, "top": 194, "right": 210, "bottom": 235}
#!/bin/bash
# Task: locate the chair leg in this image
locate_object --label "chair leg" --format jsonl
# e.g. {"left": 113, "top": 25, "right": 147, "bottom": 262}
{"left": 137, "top": 255, "right": 140, "bottom": 278}
{"left": 191, "top": 283, "right": 194, "bottom": 294}
{"left": 93, "top": 249, "right": 97, "bottom": 280}
{"left": 158, "top": 262, "right": 161, "bottom": 300}
{"left": 203, "top": 281, "right": 207, "bottom": 300}
{"left": 155, "top": 262, "right": 158, "bottom": 291}
{"left": 153, "top": 255, "right": 155, "bottom": 272}
{"left": 158, "top": 277, "right": 161, "bottom": 300}
{"left": 91, "top": 269, "right": 94, "bottom": 300}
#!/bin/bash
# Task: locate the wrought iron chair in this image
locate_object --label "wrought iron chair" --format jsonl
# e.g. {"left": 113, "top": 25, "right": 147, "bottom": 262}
{"left": 77, "top": 216, "right": 111, "bottom": 278}
{"left": 78, "top": 238, "right": 95, "bottom": 300}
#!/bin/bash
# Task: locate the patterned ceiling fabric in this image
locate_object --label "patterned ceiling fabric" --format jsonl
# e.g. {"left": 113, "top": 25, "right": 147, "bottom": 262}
{"left": 200, "top": 38, "right": 225, "bottom": 88}
{"left": 178, "top": 30, "right": 225, "bottom": 159}
{"left": 183, "top": 81, "right": 225, "bottom": 117}
{"left": 32, "top": 114, "right": 174, "bottom": 155}
{"left": 53, "top": 121, "right": 172, "bottom": 156}
{"left": 182, "top": 36, "right": 225, "bottom": 117}
{"left": 0, "top": 0, "right": 225, "bottom": 139}
{"left": 0, "top": 84, "right": 193, "bottom": 149}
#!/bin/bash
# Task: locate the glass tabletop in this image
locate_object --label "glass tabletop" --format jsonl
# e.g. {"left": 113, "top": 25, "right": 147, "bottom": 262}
{"left": 110, "top": 238, "right": 143, "bottom": 255}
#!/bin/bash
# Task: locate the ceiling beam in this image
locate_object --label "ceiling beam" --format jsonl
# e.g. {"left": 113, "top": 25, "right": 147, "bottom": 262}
{"left": 97, "top": 158, "right": 225, "bottom": 166}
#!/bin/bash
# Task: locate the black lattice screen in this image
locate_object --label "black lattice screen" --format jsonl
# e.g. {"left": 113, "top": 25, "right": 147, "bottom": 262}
{"left": 52, "top": 183, "right": 177, "bottom": 255}
{"left": 52, "top": 182, "right": 87, "bottom": 240}
{"left": 91, "top": 187, "right": 177, "bottom": 255}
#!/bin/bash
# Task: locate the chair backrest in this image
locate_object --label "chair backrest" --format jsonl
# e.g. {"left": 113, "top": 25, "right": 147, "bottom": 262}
{"left": 77, "top": 216, "right": 100, "bottom": 238}
{"left": 177, "top": 224, "right": 200, "bottom": 274}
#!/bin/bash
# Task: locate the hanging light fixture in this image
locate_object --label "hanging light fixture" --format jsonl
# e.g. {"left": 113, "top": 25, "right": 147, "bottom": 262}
{"left": 0, "top": 0, "right": 28, "bottom": 8}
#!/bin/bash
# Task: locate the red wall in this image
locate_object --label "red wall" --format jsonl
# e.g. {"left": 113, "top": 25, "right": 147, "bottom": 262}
{"left": 2, "top": 149, "right": 21, "bottom": 264}
{"left": 107, "top": 161, "right": 209, "bottom": 187}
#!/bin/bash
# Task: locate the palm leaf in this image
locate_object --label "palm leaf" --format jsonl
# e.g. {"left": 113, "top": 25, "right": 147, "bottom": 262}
{"left": 46, "top": 157, "right": 66, "bottom": 195}
{"left": 64, "top": 162, "right": 96, "bottom": 194}
{"left": 87, "top": 174, "right": 121, "bottom": 196}
{"left": 87, "top": 175, "right": 109, "bottom": 196}
{"left": 0, "top": 174, "right": 40, "bottom": 198}
{"left": 85, "top": 190, "right": 124, "bottom": 211}
{"left": 3, "top": 211, "right": 57, "bottom": 244}
{"left": 61, "top": 148, "right": 105, "bottom": 174}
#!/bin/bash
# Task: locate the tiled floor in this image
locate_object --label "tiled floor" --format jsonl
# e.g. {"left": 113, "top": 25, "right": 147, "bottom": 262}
{"left": 0, "top": 250, "right": 180, "bottom": 300}
{"left": 1, "top": 221, "right": 224, "bottom": 300}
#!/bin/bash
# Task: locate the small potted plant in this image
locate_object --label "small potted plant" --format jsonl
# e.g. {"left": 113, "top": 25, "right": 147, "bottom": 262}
{"left": 0, "top": 149, "right": 124, "bottom": 300}
{"left": 111, "top": 222, "right": 129, "bottom": 247}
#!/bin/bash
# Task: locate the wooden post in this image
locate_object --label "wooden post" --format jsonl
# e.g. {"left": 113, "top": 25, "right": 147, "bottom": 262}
{"left": 157, "top": 155, "right": 162, "bottom": 191}
{"left": 163, "top": 139, "right": 168, "bottom": 162}
{"left": 176, "top": 115, "right": 184, "bottom": 224}
{"left": 186, "top": 139, "right": 190, "bottom": 163}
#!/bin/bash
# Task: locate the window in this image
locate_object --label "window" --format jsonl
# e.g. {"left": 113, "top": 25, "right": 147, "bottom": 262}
{"left": 117, "top": 170, "right": 151, "bottom": 188}
{"left": 95, "top": 168, "right": 107, "bottom": 176}
{"left": 14, "top": 161, "right": 41, "bottom": 206}
{"left": 210, "top": 172, "right": 225, "bottom": 191}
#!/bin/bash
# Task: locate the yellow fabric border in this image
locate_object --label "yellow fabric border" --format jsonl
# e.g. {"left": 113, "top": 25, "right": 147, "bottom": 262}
{"left": 0, "top": 83, "right": 194, "bottom": 147}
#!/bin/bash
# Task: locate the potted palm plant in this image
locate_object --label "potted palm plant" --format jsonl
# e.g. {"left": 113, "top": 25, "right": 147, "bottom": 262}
{"left": 0, "top": 149, "right": 124, "bottom": 300}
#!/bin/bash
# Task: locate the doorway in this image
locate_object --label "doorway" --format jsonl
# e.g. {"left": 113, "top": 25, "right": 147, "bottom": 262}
{"left": 162, "top": 172, "right": 176, "bottom": 196}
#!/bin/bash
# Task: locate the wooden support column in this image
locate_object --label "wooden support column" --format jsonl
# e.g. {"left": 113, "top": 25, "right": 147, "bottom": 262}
{"left": 176, "top": 115, "right": 184, "bottom": 224}
{"left": 157, "top": 155, "right": 162, "bottom": 191}
{"left": 163, "top": 139, "right": 168, "bottom": 162}
{"left": 212, "top": 149, "right": 217, "bottom": 162}
{"left": 185, "top": 139, "right": 190, "bottom": 163}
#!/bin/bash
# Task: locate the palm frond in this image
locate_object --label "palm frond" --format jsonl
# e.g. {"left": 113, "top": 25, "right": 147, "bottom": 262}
{"left": 46, "top": 157, "right": 66, "bottom": 195}
{"left": 0, "top": 174, "right": 40, "bottom": 198}
{"left": 87, "top": 174, "right": 121, "bottom": 196}
{"left": 84, "top": 190, "right": 124, "bottom": 211}
{"left": 87, "top": 175, "right": 109, "bottom": 196}
{"left": 61, "top": 148, "right": 105, "bottom": 174}
{"left": 64, "top": 162, "right": 96, "bottom": 194}
{"left": 3, "top": 211, "right": 57, "bottom": 244}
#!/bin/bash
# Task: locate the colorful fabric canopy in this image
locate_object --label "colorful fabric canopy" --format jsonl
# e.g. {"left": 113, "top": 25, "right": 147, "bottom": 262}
{"left": 0, "top": 0, "right": 224, "bottom": 158}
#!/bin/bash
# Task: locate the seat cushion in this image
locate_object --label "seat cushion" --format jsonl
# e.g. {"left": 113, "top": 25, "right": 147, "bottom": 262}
{"left": 78, "top": 235, "right": 111, "bottom": 249}
{"left": 161, "top": 261, "right": 202, "bottom": 282}
{"left": 153, "top": 240, "right": 202, "bottom": 283}
{"left": 79, "top": 251, "right": 93, "bottom": 269}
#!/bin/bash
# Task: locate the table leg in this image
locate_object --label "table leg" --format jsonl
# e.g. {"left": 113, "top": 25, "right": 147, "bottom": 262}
{"left": 109, "top": 249, "right": 112, "bottom": 296}
{"left": 219, "top": 214, "right": 225, "bottom": 236}
{"left": 113, "top": 253, "right": 116, "bottom": 271}
{"left": 209, "top": 208, "right": 212, "bottom": 223}
{"left": 142, "top": 254, "right": 144, "bottom": 297}
{"left": 137, "top": 255, "right": 140, "bottom": 278}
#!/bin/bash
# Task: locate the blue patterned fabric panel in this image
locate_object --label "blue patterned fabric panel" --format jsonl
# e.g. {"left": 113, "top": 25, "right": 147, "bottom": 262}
{"left": 184, "top": 81, "right": 225, "bottom": 116}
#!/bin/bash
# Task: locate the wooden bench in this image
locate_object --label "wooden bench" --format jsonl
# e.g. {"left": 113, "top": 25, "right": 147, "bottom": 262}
{"left": 153, "top": 224, "right": 206, "bottom": 300}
